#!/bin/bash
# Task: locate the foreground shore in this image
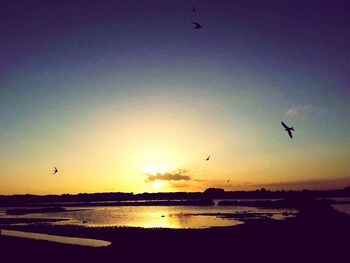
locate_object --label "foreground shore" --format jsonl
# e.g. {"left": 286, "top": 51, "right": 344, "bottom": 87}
{"left": 1, "top": 199, "right": 349, "bottom": 262}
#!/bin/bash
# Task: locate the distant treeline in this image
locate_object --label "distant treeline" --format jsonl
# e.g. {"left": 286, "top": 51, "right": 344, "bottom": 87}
{"left": 1, "top": 187, "right": 350, "bottom": 207}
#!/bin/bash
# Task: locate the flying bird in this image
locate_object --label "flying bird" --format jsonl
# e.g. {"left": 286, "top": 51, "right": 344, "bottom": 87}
{"left": 53, "top": 167, "right": 59, "bottom": 174}
{"left": 192, "top": 22, "right": 202, "bottom": 29}
{"left": 205, "top": 155, "right": 210, "bottom": 161}
{"left": 227, "top": 180, "right": 230, "bottom": 183}
{"left": 281, "top": 121, "right": 295, "bottom": 139}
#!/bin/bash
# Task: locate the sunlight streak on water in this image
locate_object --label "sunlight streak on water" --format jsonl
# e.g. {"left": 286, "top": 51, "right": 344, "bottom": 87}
{"left": 0, "top": 229, "right": 111, "bottom": 247}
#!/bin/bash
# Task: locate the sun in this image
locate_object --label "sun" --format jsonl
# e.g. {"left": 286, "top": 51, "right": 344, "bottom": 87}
{"left": 152, "top": 180, "right": 164, "bottom": 189}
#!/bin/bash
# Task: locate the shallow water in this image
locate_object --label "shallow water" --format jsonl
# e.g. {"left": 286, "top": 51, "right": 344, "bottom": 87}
{"left": 0, "top": 205, "right": 296, "bottom": 229}
{"left": 332, "top": 204, "right": 350, "bottom": 216}
{"left": 0, "top": 229, "right": 111, "bottom": 247}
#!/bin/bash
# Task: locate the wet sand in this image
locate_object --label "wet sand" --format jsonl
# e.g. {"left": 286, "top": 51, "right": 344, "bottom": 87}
{"left": 1, "top": 199, "right": 349, "bottom": 262}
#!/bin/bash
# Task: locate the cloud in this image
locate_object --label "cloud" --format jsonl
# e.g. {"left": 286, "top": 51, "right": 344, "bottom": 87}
{"left": 146, "top": 169, "right": 191, "bottom": 182}
{"left": 302, "top": 105, "right": 313, "bottom": 114}
{"left": 193, "top": 178, "right": 209, "bottom": 182}
{"left": 169, "top": 181, "right": 191, "bottom": 188}
{"left": 247, "top": 176, "right": 350, "bottom": 191}
{"left": 286, "top": 107, "right": 299, "bottom": 117}
{"left": 286, "top": 105, "right": 313, "bottom": 117}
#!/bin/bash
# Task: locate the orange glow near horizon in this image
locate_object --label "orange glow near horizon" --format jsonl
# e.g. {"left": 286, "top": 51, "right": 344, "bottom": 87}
{"left": 1, "top": 90, "right": 350, "bottom": 195}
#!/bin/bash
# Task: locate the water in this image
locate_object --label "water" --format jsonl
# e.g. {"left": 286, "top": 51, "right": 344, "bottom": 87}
{"left": 0, "top": 205, "right": 296, "bottom": 229}
{"left": 332, "top": 204, "right": 350, "bottom": 216}
{"left": 317, "top": 197, "right": 350, "bottom": 217}
{"left": 317, "top": 197, "right": 350, "bottom": 202}
{"left": 0, "top": 229, "right": 111, "bottom": 247}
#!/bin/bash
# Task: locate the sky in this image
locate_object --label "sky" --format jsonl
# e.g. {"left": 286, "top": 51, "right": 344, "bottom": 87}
{"left": 1, "top": 0, "right": 350, "bottom": 194}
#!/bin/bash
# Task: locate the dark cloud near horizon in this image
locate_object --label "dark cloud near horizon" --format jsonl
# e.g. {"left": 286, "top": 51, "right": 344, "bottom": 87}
{"left": 146, "top": 169, "right": 191, "bottom": 182}
{"left": 169, "top": 181, "right": 190, "bottom": 188}
{"left": 253, "top": 176, "right": 350, "bottom": 191}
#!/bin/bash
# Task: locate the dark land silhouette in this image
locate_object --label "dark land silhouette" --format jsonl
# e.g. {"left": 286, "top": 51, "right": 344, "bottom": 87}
{"left": 1, "top": 187, "right": 350, "bottom": 207}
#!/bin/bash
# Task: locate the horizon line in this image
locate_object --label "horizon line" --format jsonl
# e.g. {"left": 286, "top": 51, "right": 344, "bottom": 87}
{"left": 1, "top": 185, "right": 350, "bottom": 197}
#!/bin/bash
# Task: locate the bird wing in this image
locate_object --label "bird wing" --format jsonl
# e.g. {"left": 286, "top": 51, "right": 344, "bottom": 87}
{"left": 192, "top": 22, "right": 202, "bottom": 28}
{"left": 281, "top": 121, "right": 289, "bottom": 129}
{"left": 287, "top": 129, "right": 293, "bottom": 139}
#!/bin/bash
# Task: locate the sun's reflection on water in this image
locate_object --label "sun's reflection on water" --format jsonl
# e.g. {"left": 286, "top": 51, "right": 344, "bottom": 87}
{"left": 0, "top": 205, "right": 297, "bottom": 229}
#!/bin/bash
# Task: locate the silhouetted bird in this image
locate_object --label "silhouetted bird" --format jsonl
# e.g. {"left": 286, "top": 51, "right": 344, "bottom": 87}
{"left": 281, "top": 121, "right": 295, "bottom": 139}
{"left": 227, "top": 180, "right": 230, "bottom": 183}
{"left": 205, "top": 155, "right": 210, "bottom": 161}
{"left": 53, "top": 167, "right": 59, "bottom": 174}
{"left": 192, "top": 6, "right": 195, "bottom": 12}
{"left": 192, "top": 22, "right": 202, "bottom": 29}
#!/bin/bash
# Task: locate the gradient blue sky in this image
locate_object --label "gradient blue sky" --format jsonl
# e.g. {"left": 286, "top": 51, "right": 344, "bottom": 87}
{"left": 1, "top": 0, "right": 350, "bottom": 194}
